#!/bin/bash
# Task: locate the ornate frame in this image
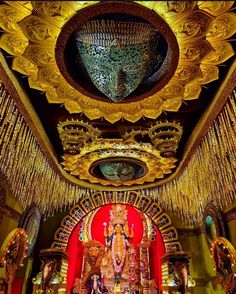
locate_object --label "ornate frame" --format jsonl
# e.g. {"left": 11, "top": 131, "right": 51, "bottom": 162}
{"left": 202, "top": 202, "right": 226, "bottom": 246}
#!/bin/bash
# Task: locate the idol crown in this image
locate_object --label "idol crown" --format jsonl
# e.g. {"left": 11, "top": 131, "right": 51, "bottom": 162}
{"left": 110, "top": 205, "right": 128, "bottom": 226}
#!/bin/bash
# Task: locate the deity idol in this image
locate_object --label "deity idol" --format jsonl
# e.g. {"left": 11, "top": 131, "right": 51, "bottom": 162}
{"left": 101, "top": 205, "right": 136, "bottom": 290}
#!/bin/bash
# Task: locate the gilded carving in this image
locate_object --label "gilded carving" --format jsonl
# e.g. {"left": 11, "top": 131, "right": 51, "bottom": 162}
{"left": 61, "top": 142, "right": 177, "bottom": 186}
{"left": 180, "top": 40, "right": 213, "bottom": 63}
{"left": 198, "top": 65, "right": 219, "bottom": 85}
{"left": 183, "top": 83, "right": 202, "bottom": 101}
{"left": 28, "top": 77, "right": 53, "bottom": 92}
{"left": 23, "top": 45, "right": 55, "bottom": 66}
{"left": 0, "top": 5, "right": 30, "bottom": 32}
{"left": 56, "top": 83, "right": 80, "bottom": 101}
{"left": 163, "top": 98, "right": 182, "bottom": 112}
{"left": 152, "top": 1, "right": 197, "bottom": 20}
{"left": 19, "top": 16, "right": 59, "bottom": 44}
{"left": 0, "top": 1, "right": 234, "bottom": 123}
{"left": 12, "top": 56, "right": 38, "bottom": 76}
{"left": 202, "top": 41, "right": 235, "bottom": 65}
{"left": 174, "top": 65, "right": 202, "bottom": 84}
{"left": 197, "top": 1, "right": 234, "bottom": 17}
{"left": 174, "top": 11, "right": 213, "bottom": 39}
{"left": 38, "top": 67, "right": 63, "bottom": 86}
{"left": 0, "top": 33, "right": 28, "bottom": 56}
{"left": 207, "top": 13, "right": 236, "bottom": 40}
{"left": 45, "top": 87, "right": 64, "bottom": 104}
{"left": 32, "top": 1, "right": 75, "bottom": 21}
{"left": 159, "top": 84, "right": 185, "bottom": 100}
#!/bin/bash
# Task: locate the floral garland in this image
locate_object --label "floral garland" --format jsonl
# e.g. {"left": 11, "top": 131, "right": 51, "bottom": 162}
{"left": 111, "top": 233, "right": 126, "bottom": 274}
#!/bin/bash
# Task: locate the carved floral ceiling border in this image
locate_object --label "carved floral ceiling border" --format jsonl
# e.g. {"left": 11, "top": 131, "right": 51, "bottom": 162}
{"left": 0, "top": 1, "right": 235, "bottom": 123}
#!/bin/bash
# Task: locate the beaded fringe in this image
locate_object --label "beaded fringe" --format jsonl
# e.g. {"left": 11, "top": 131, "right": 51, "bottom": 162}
{"left": 0, "top": 81, "right": 235, "bottom": 224}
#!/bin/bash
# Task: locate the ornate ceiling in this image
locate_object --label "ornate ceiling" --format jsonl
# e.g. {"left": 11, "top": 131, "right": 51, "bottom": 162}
{"left": 0, "top": 1, "right": 235, "bottom": 220}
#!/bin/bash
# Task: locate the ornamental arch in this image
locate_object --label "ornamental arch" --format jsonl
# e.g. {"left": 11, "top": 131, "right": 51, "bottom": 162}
{"left": 51, "top": 191, "right": 182, "bottom": 253}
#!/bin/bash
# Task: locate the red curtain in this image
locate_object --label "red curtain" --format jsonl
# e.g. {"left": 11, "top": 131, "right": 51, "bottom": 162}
{"left": 11, "top": 277, "right": 24, "bottom": 294}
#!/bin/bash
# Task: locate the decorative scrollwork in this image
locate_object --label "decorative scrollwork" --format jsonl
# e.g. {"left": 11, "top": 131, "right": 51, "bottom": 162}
{"left": 57, "top": 119, "right": 182, "bottom": 186}
{"left": 58, "top": 120, "right": 101, "bottom": 154}
{"left": 123, "top": 121, "right": 183, "bottom": 157}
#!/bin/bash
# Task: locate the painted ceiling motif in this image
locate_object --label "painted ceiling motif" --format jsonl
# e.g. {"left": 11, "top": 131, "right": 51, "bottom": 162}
{"left": 0, "top": 1, "right": 235, "bottom": 193}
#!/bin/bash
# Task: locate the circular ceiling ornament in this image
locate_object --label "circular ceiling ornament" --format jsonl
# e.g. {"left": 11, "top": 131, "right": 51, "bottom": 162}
{"left": 61, "top": 140, "right": 177, "bottom": 187}
{"left": 56, "top": 3, "right": 178, "bottom": 104}
{"left": 90, "top": 158, "right": 148, "bottom": 182}
{"left": 58, "top": 119, "right": 182, "bottom": 187}
{"left": 0, "top": 1, "right": 235, "bottom": 122}
{"left": 18, "top": 204, "right": 41, "bottom": 257}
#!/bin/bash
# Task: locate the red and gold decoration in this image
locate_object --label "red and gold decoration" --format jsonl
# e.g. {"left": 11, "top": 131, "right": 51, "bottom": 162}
{"left": 58, "top": 119, "right": 182, "bottom": 187}
{"left": 51, "top": 192, "right": 182, "bottom": 255}
{"left": 0, "top": 1, "right": 235, "bottom": 122}
{"left": 0, "top": 228, "right": 27, "bottom": 290}
{"left": 212, "top": 237, "right": 236, "bottom": 294}
{"left": 61, "top": 204, "right": 169, "bottom": 293}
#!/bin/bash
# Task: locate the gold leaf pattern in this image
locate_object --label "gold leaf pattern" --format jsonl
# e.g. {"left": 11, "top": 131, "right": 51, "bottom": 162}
{"left": 12, "top": 56, "right": 38, "bottom": 76}
{"left": 0, "top": 32, "right": 28, "bottom": 56}
{"left": 180, "top": 40, "right": 213, "bottom": 63}
{"left": 197, "top": 1, "right": 234, "bottom": 16}
{"left": 174, "top": 11, "right": 213, "bottom": 39}
{"left": 19, "top": 16, "right": 59, "bottom": 44}
{"left": 198, "top": 65, "right": 219, "bottom": 85}
{"left": 23, "top": 45, "right": 55, "bottom": 66}
{"left": 173, "top": 65, "right": 202, "bottom": 84}
{"left": 207, "top": 13, "right": 236, "bottom": 40}
{"left": 38, "top": 67, "right": 63, "bottom": 86}
{"left": 183, "top": 83, "right": 202, "bottom": 100}
{"left": 202, "top": 41, "right": 235, "bottom": 65}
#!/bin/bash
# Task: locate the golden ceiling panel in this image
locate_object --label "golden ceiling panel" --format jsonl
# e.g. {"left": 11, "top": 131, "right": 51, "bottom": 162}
{"left": 0, "top": 1, "right": 235, "bottom": 123}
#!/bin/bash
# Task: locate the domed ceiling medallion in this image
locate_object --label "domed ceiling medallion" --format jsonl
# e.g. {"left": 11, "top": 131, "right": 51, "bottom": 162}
{"left": 58, "top": 2, "right": 178, "bottom": 105}
{"left": 0, "top": 1, "right": 234, "bottom": 122}
{"left": 91, "top": 158, "right": 147, "bottom": 183}
{"left": 74, "top": 19, "right": 168, "bottom": 103}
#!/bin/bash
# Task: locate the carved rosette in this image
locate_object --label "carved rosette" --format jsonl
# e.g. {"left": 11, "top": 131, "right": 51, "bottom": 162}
{"left": 0, "top": 1, "right": 234, "bottom": 123}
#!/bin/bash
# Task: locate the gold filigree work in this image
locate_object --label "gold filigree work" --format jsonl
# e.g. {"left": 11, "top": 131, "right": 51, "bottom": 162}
{"left": 61, "top": 140, "right": 177, "bottom": 187}
{"left": 0, "top": 1, "right": 235, "bottom": 122}
{"left": 57, "top": 120, "right": 182, "bottom": 186}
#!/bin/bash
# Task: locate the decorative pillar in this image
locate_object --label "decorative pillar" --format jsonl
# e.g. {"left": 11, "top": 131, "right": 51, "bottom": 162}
{"left": 32, "top": 248, "right": 68, "bottom": 294}
{"left": 139, "top": 240, "right": 151, "bottom": 293}
{"left": 161, "top": 251, "right": 195, "bottom": 294}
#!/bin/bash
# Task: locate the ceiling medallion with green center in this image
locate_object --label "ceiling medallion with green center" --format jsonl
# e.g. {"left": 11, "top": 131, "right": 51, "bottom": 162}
{"left": 0, "top": 1, "right": 234, "bottom": 122}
